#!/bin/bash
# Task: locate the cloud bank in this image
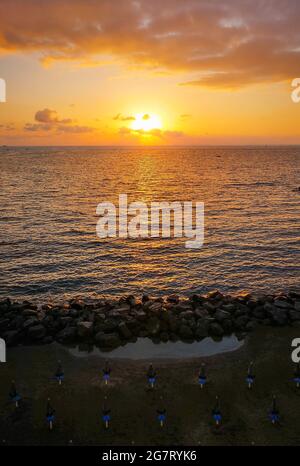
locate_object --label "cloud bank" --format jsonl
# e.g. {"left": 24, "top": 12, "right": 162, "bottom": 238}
{"left": 24, "top": 108, "right": 95, "bottom": 133}
{"left": 0, "top": 0, "right": 300, "bottom": 88}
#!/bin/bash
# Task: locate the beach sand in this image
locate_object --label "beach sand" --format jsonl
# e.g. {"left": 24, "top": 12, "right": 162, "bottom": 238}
{"left": 0, "top": 326, "right": 299, "bottom": 446}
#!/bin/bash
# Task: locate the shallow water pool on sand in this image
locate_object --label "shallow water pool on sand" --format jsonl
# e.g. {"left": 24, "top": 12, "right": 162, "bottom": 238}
{"left": 68, "top": 335, "right": 244, "bottom": 360}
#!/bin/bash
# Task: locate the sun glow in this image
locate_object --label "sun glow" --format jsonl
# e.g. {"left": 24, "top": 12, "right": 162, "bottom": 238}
{"left": 131, "top": 113, "right": 162, "bottom": 132}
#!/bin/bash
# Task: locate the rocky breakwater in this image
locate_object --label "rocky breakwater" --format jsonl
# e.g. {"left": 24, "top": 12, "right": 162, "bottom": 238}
{"left": 0, "top": 290, "right": 300, "bottom": 349}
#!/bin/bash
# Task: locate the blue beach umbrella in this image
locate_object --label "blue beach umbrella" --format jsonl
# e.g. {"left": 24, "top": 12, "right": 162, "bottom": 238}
{"left": 102, "top": 396, "right": 111, "bottom": 429}
{"left": 55, "top": 360, "right": 64, "bottom": 385}
{"left": 269, "top": 395, "right": 280, "bottom": 425}
{"left": 293, "top": 363, "right": 300, "bottom": 388}
{"left": 9, "top": 380, "right": 21, "bottom": 408}
{"left": 157, "top": 397, "right": 166, "bottom": 427}
{"left": 46, "top": 398, "right": 56, "bottom": 431}
{"left": 212, "top": 396, "right": 222, "bottom": 426}
{"left": 246, "top": 361, "right": 255, "bottom": 389}
{"left": 198, "top": 363, "right": 207, "bottom": 388}
{"left": 102, "top": 360, "right": 111, "bottom": 385}
{"left": 147, "top": 363, "right": 157, "bottom": 388}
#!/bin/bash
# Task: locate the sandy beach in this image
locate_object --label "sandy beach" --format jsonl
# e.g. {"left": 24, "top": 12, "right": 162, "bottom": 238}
{"left": 1, "top": 326, "right": 299, "bottom": 446}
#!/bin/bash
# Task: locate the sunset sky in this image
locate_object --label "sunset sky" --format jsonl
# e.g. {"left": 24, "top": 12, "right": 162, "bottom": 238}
{"left": 0, "top": 0, "right": 300, "bottom": 145}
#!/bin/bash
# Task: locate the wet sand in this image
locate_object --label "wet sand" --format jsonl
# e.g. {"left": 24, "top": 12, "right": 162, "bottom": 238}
{"left": 0, "top": 326, "right": 299, "bottom": 446}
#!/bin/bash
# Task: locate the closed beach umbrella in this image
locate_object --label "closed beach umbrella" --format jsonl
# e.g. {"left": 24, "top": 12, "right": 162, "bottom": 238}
{"left": 212, "top": 396, "right": 222, "bottom": 426}
{"left": 147, "top": 363, "right": 157, "bottom": 389}
{"left": 246, "top": 361, "right": 255, "bottom": 389}
{"left": 198, "top": 363, "right": 207, "bottom": 388}
{"left": 9, "top": 380, "right": 21, "bottom": 408}
{"left": 46, "top": 398, "right": 56, "bottom": 431}
{"left": 103, "top": 359, "right": 111, "bottom": 385}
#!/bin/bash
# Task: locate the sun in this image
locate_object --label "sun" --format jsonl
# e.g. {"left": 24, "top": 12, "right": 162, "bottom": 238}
{"left": 131, "top": 113, "right": 162, "bottom": 132}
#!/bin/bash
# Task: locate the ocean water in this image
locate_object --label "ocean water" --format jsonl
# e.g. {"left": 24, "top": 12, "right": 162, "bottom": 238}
{"left": 68, "top": 336, "right": 244, "bottom": 360}
{"left": 0, "top": 146, "right": 299, "bottom": 302}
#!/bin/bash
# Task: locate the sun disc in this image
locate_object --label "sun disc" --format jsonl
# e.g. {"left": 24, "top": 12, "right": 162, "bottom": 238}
{"left": 131, "top": 113, "right": 162, "bottom": 132}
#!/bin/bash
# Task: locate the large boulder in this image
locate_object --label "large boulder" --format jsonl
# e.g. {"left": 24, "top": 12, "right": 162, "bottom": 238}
{"left": 269, "top": 308, "right": 288, "bottom": 326}
{"left": 56, "top": 326, "right": 77, "bottom": 342}
{"left": 289, "top": 310, "right": 300, "bottom": 322}
{"left": 77, "top": 321, "right": 93, "bottom": 338}
{"left": 195, "top": 318, "right": 210, "bottom": 338}
{"left": 27, "top": 324, "right": 46, "bottom": 340}
{"left": 214, "top": 310, "right": 231, "bottom": 322}
{"left": 118, "top": 322, "right": 132, "bottom": 339}
{"left": 209, "top": 322, "right": 224, "bottom": 337}
{"left": 102, "top": 318, "right": 118, "bottom": 333}
{"left": 294, "top": 301, "right": 300, "bottom": 312}
{"left": 178, "top": 324, "right": 194, "bottom": 339}
{"left": 234, "top": 315, "right": 249, "bottom": 330}
{"left": 23, "top": 317, "right": 39, "bottom": 329}
{"left": 146, "top": 316, "right": 160, "bottom": 336}
{"left": 274, "top": 299, "right": 292, "bottom": 310}
{"left": 2, "top": 330, "right": 22, "bottom": 346}
{"left": 95, "top": 332, "right": 121, "bottom": 347}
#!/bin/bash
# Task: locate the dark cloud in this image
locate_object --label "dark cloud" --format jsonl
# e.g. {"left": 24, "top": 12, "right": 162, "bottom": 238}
{"left": 24, "top": 108, "right": 95, "bottom": 133}
{"left": 113, "top": 113, "right": 136, "bottom": 121}
{"left": 0, "top": 1, "right": 300, "bottom": 88}
{"left": 35, "top": 108, "right": 72, "bottom": 124}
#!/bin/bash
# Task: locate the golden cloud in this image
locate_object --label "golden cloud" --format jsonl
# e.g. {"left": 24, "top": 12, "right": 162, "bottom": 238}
{"left": 0, "top": 1, "right": 300, "bottom": 88}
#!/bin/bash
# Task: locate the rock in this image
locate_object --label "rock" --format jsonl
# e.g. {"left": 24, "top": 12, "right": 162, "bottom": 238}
{"left": 270, "top": 308, "right": 288, "bottom": 326}
{"left": 0, "top": 318, "right": 10, "bottom": 331}
{"left": 167, "top": 294, "right": 180, "bottom": 304}
{"left": 252, "top": 306, "right": 265, "bottom": 319}
{"left": 215, "top": 310, "right": 231, "bottom": 322}
{"left": 274, "top": 299, "right": 292, "bottom": 310}
{"left": 118, "top": 322, "right": 132, "bottom": 339}
{"left": 178, "top": 324, "right": 194, "bottom": 339}
{"left": 56, "top": 326, "right": 77, "bottom": 342}
{"left": 202, "top": 302, "right": 216, "bottom": 312}
{"left": 43, "top": 335, "right": 53, "bottom": 344}
{"left": 95, "top": 332, "right": 120, "bottom": 347}
{"left": 113, "top": 304, "right": 131, "bottom": 313}
{"left": 22, "top": 309, "right": 38, "bottom": 317}
{"left": 234, "top": 315, "right": 249, "bottom": 330}
{"left": 142, "top": 294, "right": 150, "bottom": 303}
{"left": 160, "top": 332, "right": 169, "bottom": 342}
{"left": 146, "top": 316, "right": 160, "bottom": 336}
{"left": 2, "top": 330, "right": 21, "bottom": 346}
{"left": 209, "top": 322, "right": 224, "bottom": 337}
{"left": 206, "top": 290, "right": 223, "bottom": 300}
{"left": 70, "top": 299, "right": 85, "bottom": 310}
{"left": 261, "top": 318, "right": 272, "bottom": 326}
{"left": 222, "top": 304, "right": 236, "bottom": 312}
{"left": 27, "top": 324, "right": 46, "bottom": 340}
{"left": 77, "top": 321, "right": 93, "bottom": 338}
{"left": 195, "top": 319, "right": 210, "bottom": 338}
{"left": 222, "top": 319, "right": 233, "bottom": 334}
{"left": 180, "top": 310, "right": 195, "bottom": 320}
{"left": 102, "top": 318, "right": 118, "bottom": 332}
{"left": 148, "top": 302, "right": 163, "bottom": 313}
{"left": 194, "top": 308, "right": 209, "bottom": 319}
{"left": 236, "top": 291, "right": 252, "bottom": 301}
{"left": 294, "top": 301, "right": 300, "bottom": 312}
{"left": 134, "top": 311, "right": 147, "bottom": 322}
{"left": 245, "top": 321, "right": 257, "bottom": 332}
{"left": 289, "top": 310, "right": 300, "bottom": 321}
{"left": 59, "top": 316, "right": 73, "bottom": 327}
{"left": 0, "top": 298, "right": 11, "bottom": 314}
{"left": 10, "top": 315, "right": 25, "bottom": 330}
{"left": 23, "top": 317, "right": 39, "bottom": 329}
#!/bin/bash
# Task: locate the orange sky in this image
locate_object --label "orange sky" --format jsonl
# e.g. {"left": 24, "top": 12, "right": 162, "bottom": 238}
{"left": 0, "top": 0, "right": 300, "bottom": 145}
